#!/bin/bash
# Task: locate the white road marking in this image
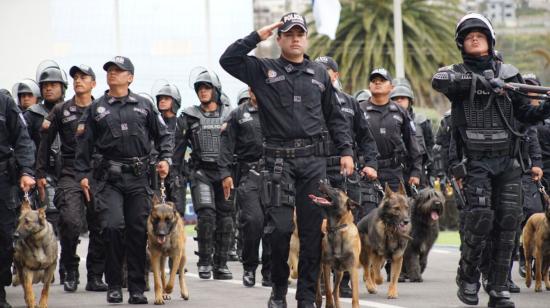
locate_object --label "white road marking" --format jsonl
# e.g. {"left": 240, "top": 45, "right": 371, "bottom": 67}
{"left": 431, "top": 249, "right": 452, "bottom": 254}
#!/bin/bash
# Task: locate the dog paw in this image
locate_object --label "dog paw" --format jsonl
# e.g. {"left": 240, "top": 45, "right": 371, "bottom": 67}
{"left": 181, "top": 291, "right": 189, "bottom": 300}
{"left": 387, "top": 292, "right": 399, "bottom": 299}
{"left": 535, "top": 284, "right": 542, "bottom": 292}
{"left": 154, "top": 297, "right": 165, "bottom": 305}
{"left": 162, "top": 293, "right": 171, "bottom": 300}
{"left": 164, "top": 286, "right": 173, "bottom": 294}
{"left": 367, "top": 287, "right": 377, "bottom": 294}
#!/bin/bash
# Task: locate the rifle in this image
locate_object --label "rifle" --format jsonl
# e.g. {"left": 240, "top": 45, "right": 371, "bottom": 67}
{"left": 483, "top": 70, "right": 550, "bottom": 99}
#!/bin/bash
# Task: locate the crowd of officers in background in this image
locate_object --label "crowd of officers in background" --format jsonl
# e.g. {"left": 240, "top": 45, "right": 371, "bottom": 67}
{"left": 1, "top": 11, "right": 550, "bottom": 308}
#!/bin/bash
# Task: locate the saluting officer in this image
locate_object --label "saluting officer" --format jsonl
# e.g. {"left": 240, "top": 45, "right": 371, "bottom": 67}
{"left": 220, "top": 13, "right": 354, "bottom": 308}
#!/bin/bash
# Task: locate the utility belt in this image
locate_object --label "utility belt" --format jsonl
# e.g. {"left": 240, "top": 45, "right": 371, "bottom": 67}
{"left": 196, "top": 161, "right": 219, "bottom": 171}
{"left": 239, "top": 160, "right": 262, "bottom": 174}
{"left": 378, "top": 156, "right": 401, "bottom": 169}
{"left": 100, "top": 156, "right": 149, "bottom": 178}
{"left": 263, "top": 135, "right": 326, "bottom": 159}
{"left": 463, "top": 129, "right": 514, "bottom": 160}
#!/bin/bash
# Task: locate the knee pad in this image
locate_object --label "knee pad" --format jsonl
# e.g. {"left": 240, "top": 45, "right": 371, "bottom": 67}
{"left": 191, "top": 180, "right": 215, "bottom": 213}
{"left": 464, "top": 186, "right": 490, "bottom": 208}
{"left": 464, "top": 208, "right": 494, "bottom": 235}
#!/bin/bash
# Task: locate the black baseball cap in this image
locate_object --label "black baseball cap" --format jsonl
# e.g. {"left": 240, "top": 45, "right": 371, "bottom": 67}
{"left": 369, "top": 68, "right": 392, "bottom": 82}
{"left": 103, "top": 56, "right": 135, "bottom": 74}
{"left": 315, "top": 56, "right": 339, "bottom": 72}
{"left": 69, "top": 64, "right": 96, "bottom": 80}
{"left": 279, "top": 12, "right": 308, "bottom": 33}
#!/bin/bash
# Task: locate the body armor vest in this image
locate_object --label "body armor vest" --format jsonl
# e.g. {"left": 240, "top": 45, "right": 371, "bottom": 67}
{"left": 184, "top": 105, "right": 230, "bottom": 163}
{"left": 413, "top": 117, "right": 427, "bottom": 156}
{"left": 29, "top": 103, "right": 62, "bottom": 169}
{"left": 456, "top": 63, "right": 516, "bottom": 154}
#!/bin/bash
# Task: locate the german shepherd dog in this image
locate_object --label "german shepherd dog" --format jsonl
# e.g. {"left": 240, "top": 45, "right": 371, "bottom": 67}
{"left": 147, "top": 195, "right": 189, "bottom": 305}
{"left": 357, "top": 183, "right": 411, "bottom": 299}
{"left": 288, "top": 209, "right": 299, "bottom": 281}
{"left": 310, "top": 181, "right": 361, "bottom": 308}
{"left": 12, "top": 199, "right": 58, "bottom": 308}
{"left": 523, "top": 196, "right": 550, "bottom": 292}
{"left": 401, "top": 188, "right": 444, "bottom": 282}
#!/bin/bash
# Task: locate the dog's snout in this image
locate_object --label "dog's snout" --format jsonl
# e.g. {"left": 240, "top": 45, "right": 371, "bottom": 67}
{"left": 403, "top": 219, "right": 410, "bottom": 225}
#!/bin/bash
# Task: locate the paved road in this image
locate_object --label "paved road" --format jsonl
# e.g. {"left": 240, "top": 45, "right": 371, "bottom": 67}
{"left": 5, "top": 236, "right": 550, "bottom": 308}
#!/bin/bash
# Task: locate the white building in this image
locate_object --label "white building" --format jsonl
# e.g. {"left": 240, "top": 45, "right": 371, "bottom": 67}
{"left": 0, "top": 0, "right": 254, "bottom": 108}
{"left": 484, "top": 0, "right": 517, "bottom": 26}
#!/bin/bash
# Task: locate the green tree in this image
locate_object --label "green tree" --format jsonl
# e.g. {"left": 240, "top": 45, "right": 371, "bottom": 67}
{"left": 307, "top": 0, "right": 462, "bottom": 107}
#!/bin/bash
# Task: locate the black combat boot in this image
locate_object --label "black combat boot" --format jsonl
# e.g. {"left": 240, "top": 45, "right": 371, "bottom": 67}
{"left": 268, "top": 284, "right": 287, "bottom": 308}
{"left": 338, "top": 271, "right": 352, "bottom": 298}
{"left": 243, "top": 270, "right": 255, "bottom": 287}
{"left": 297, "top": 300, "right": 315, "bottom": 308}
{"left": 262, "top": 271, "right": 273, "bottom": 287}
{"left": 488, "top": 289, "right": 515, "bottom": 308}
{"left": 63, "top": 270, "right": 78, "bottom": 292}
{"left": 106, "top": 286, "right": 123, "bottom": 303}
{"left": 128, "top": 292, "right": 148, "bottom": 304}
{"left": 0, "top": 286, "right": 12, "bottom": 308}
{"left": 86, "top": 276, "right": 108, "bottom": 292}
{"left": 456, "top": 268, "right": 480, "bottom": 305}
{"left": 213, "top": 255, "right": 233, "bottom": 280}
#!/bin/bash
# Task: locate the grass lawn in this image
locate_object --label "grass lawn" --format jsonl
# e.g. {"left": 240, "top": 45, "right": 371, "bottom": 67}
{"left": 435, "top": 231, "right": 460, "bottom": 247}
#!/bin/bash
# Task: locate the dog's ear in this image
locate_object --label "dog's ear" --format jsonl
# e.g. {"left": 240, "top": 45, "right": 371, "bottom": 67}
{"left": 398, "top": 182, "right": 407, "bottom": 196}
{"left": 20, "top": 199, "right": 32, "bottom": 214}
{"left": 384, "top": 183, "right": 393, "bottom": 197}
{"left": 346, "top": 198, "right": 359, "bottom": 210}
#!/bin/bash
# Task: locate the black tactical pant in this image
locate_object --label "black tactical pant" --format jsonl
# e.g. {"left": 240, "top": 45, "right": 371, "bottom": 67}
{"left": 95, "top": 172, "right": 151, "bottom": 293}
{"left": 264, "top": 155, "right": 325, "bottom": 302}
{"left": 237, "top": 165, "right": 271, "bottom": 275}
{"left": 43, "top": 175, "right": 60, "bottom": 237}
{"left": 379, "top": 166, "right": 404, "bottom": 192}
{"left": 0, "top": 174, "right": 16, "bottom": 287}
{"left": 85, "top": 187, "right": 106, "bottom": 281}
{"left": 459, "top": 157, "right": 523, "bottom": 292}
{"left": 191, "top": 168, "right": 234, "bottom": 268}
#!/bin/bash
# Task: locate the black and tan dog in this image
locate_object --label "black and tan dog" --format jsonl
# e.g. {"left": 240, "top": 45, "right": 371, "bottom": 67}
{"left": 310, "top": 181, "right": 361, "bottom": 308}
{"left": 357, "top": 183, "right": 411, "bottom": 299}
{"left": 147, "top": 195, "right": 189, "bottom": 305}
{"left": 401, "top": 188, "right": 444, "bottom": 282}
{"left": 523, "top": 197, "right": 550, "bottom": 292}
{"left": 12, "top": 199, "right": 58, "bottom": 308}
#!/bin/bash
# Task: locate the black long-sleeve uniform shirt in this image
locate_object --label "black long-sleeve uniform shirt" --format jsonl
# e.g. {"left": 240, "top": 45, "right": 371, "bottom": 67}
{"left": 75, "top": 90, "right": 173, "bottom": 182}
{"left": 219, "top": 31, "right": 352, "bottom": 157}
{"left": 36, "top": 97, "right": 89, "bottom": 179}
{"left": 334, "top": 90, "right": 378, "bottom": 169}
{"left": 0, "top": 91, "right": 35, "bottom": 176}
{"left": 218, "top": 100, "right": 263, "bottom": 179}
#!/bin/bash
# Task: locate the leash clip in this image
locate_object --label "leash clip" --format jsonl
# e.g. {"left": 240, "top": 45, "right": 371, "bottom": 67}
{"left": 160, "top": 180, "right": 167, "bottom": 204}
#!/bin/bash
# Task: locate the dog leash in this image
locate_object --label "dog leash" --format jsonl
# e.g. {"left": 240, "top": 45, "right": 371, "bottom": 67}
{"left": 160, "top": 180, "right": 167, "bottom": 204}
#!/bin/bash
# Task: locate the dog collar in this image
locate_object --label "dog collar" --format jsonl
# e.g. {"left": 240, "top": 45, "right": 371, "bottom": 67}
{"left": 327, "top": 223, "right": 348, "bottom": 234}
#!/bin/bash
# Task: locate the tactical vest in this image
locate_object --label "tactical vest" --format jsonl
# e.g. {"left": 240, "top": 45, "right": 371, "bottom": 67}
{"left": 235, "top": 103, "right": 262, "bottom": 148}
{"left": 413, "top": 114, "right": 428, "bottom": 156}
{"left": 454, "top": 63, "right": 518, "bottom": 156}
{"left": 184, "top": 104, "right": 230, "bottom": 163}
{"left": 28, "top": 103, "right": 62, "bottom": 167}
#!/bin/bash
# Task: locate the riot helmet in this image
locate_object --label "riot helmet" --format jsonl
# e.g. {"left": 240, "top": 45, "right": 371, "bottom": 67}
{"left": 220, "top": 92, "right": 231, "bottom": 107}
{"left": 354, "top": 89, "right": 372, "bottom": 102}
{"left": 154, "top": 81, "right": 181, "bottom": 114}
{"left": 390, "top": 85, "right": 415, "bottom": 101}
{"left": 189, "top": 67, "right": 222, "bottom": 104}
{"left": 455, "top": 13, "right": 495, "bottom": 55}
{"left": 12, "top": 79, "right": 41, "bottom": 108}
{"left": 236, "top": 88, "right": 251, "bottom": 105}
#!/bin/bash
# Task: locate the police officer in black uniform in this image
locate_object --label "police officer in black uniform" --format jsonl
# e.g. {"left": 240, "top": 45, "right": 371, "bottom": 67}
{"left": 75, "top": 56, "right": 172, "bottom": 304}
{"left": 433, "top": 110, "right": 452, "bottom": 181}
{"left": 314, "top": 55, "right": 379, "bottom": 297}
{"left": 27, "top": 61, "right": 67, "bottom": 237}
{"left": 12, "top": 79, "right": 41, "bottom": 111}
{"left": 174, "top": 69, "right": 234, "bottom": 281}
{"left": 220, "top": 13, "right": 354, "bottom": 308}
{"left": 0, "top": 90, "right": 36, "bottom": 308}
{"left": 36, "top": 65, "right": 108, "bottom": 292}
{"left": 391, "top": 84, "right": 435, "bottom": 187}
{"left": 432, "top": 13, "right": 550, "bottom": 308}
{"left": 154, "top": 83, "right": 187, "bottom": 217}
{"left": 219, "top": 88, "right": 272, "bottom": 287}
{"left": 361, "top": 68, "right": 422, "bottom": 192}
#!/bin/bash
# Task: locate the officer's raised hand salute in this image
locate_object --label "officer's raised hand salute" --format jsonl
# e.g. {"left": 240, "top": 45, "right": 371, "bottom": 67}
{"left": 221, "top": 12, "right": 353, "bottom": 308}
{"left": 75, "top": 56, "right": 172, "bottom": 305}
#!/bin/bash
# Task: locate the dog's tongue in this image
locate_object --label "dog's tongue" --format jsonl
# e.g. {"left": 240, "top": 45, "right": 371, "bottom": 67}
{"left": 308, "top": 194, "right": 330, "bottom": 206}
{"left": 431, "top": 211, "right": 440, "bottom": 221}
{"left": 157, "top": 235, "right": 167, "bottom": 245}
